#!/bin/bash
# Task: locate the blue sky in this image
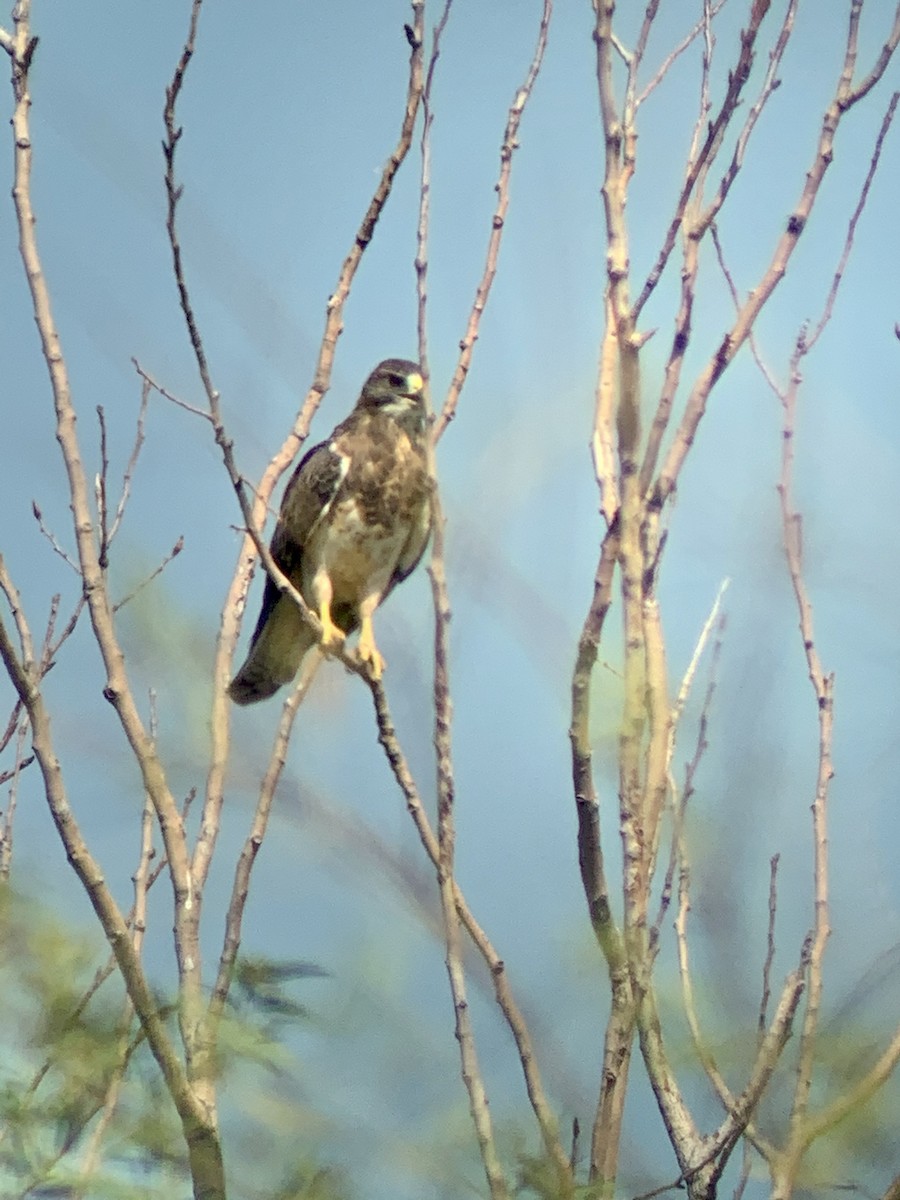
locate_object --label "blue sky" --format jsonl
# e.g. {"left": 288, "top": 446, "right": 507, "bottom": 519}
{"left": 2, "top": 2, "right": 900, "bottom": 1196}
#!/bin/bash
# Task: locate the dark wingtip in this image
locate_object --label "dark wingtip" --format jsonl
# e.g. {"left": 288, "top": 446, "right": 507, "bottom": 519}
{"left": 227, "top": 672, "right": 280, "bottom": 706}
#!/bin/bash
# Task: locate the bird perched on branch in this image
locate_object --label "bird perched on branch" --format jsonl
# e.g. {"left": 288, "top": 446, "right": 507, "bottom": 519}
{"left": 228, "top": 359, "right": 433, "bottom": 705}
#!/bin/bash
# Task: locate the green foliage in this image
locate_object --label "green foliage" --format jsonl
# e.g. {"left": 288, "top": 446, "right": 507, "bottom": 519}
{"left": 0, "top": 884, "right": 348, "bottom": 1199}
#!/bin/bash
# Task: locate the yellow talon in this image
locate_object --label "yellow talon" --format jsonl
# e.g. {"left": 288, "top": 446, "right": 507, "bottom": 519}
{"left": 357, "top": 615, "right": 385, "bottom": 679}
{"left": 318, "top": 599, "right": 345, "bottom": 653}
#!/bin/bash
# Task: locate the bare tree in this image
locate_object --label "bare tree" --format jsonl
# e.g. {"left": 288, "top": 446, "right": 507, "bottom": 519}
{"left": 1, "top": 2, "right": 899, "bottom": 1198}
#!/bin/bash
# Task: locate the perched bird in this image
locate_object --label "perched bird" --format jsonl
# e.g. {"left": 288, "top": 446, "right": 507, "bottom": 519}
{"left": 228, "top": 359, "right": 433, "bottom": 705}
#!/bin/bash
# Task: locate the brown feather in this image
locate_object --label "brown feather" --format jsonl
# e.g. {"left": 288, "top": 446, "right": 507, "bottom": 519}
{"left": 228, "top": 359, "right": 432, "bottom": 705}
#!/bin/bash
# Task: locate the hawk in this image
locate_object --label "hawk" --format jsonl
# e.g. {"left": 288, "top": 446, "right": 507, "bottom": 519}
{"left": 228, "top": 359, "right": 433, "bottom": 705}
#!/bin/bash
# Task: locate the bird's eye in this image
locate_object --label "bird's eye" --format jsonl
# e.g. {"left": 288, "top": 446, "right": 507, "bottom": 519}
{"left": 387, "top": 373, "right": 405, "bottom": 388}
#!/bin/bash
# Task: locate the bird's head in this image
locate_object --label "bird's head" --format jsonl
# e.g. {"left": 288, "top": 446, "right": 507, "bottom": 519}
{"left": 357, "top": 359, "right": 427, "bottom": 431}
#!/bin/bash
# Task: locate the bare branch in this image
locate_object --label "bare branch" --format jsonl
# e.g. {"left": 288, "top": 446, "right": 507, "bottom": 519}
{"left": 651, "top": 582, "right": 728, "bottom": 947}
{"left": 370, "top": 678, "right": 570, "bottom": 1186}
{"left": 433, "top": 0, "right": 552, "bottom": 440}
{"left": 45, "top": 594, "right": 87, "bottom": 667}
{"left": 570, "top": 526, "right": 620, "bottom": 948}
{"left": 8, "top": 0, "right": 194, "bottom": 989}
{"left": 632, "top": 0, "right": 775, "bottom": 321}
{"left": 132, "top": 358, "right": 213, "bottom": 422}
{"left": 0, "top": 719, "right": 29, "bottom": 878}
{"left": 414, "top": 0, "right": 453, "bottom": 374}
{"left": 776, "top": 353, "right": 835, "bottom": 1178}
{"left": 107, "top": 372, "right": 152, "bottom": 545}
{"left": 651, "top": 15, "right": 900, "bottom": 516}
{"left": 207, "top": 662, "right": 317, "bottom": 1027}
{"left": 760, "top": 854, "right": 780, "bottom": 1039}
{"left": 591, "top": 302, "right": 622, "bottom": 524}
{"left": 709, "top": 222, "right": 781, "bottom": 397}
{"left": 73, "top": 793, "right": 157, "bottom": 1196}
{"left": 432, "top": 517, "right": 509, "bottom": 1200}
{"left": 843, "top": 1, "right": 900, "bottom": 107}
{"left": 200, "top": 1, "right": 429, "bottom": 913}
{"left": 112, "top": 536, "right": 185, "bottom": 612}
{"left": 635, "top": 0, "right": 727, "bottom": 108}
{"left": 30, "top": 500, "right": 80, "bottom": 573}
{"left": 412, "top": 15, "right": 509, "bottom": 1190}
{"left": 0, "top": 556, "right": 36, "bottom": 679}
{"left": 806, "top": 89, "right": 899, "bottom": 353}
{"left": 693, "top": 1, "right": 799, "bottom": 241}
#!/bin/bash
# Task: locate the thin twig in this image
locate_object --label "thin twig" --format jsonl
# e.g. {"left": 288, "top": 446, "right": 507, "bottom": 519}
{"left": 73, "top": 792, "right": 157, "bottom": 1196}
{"left": 132, "top": 357, "right": 213, "bottom": 423}
{"left": 432, "top": 0, "right": 552, "bottom": 440}
{"left": 709, "top": 222, "right": 780, "bottom": 396}
{"left": 651, "top": 9, "right": 900, "bottom": 518}
{"left": 107, "top": 373, "right": 152, "bottom": 545}
{"left": 112, "top": 536, "right": 184, "bottom": 612}
{"left": 30, "top": 500, "right": 80, "bottom": 573}
{"left": 635, "top": 1, "right": 728, "bottom": 108}
{"left": 632, "top": 0, "right": 775, "bottom": 322}
{"left": 207, "top": 663, "right": 316, "bottom": 1027}
{"left": 414, "top": 0, "right": 453, "bottom": 375}
{"left": 651, "top": 587, "right": 728, "bottom": 948}
{"left": 0, "top": 719, "right": 29, "bottom": 878}
{"left": 96, "top": 405, "right": 110, "bottom": 568}
{"left": 806, "top": 89, "right": 899, "bottom": 353}
{"left": 760, "top": 855, "right": 780, "bottom": 1039}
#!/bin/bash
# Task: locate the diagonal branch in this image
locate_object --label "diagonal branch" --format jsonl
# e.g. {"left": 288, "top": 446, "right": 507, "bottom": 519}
{"left": 370, "top": 679, "right": 570, "bottom": 1187}
{"left": 199, "top": 0, "right": 428, "bottom": 904}
{"left": 7, "top": 0, "right": 193, "bottom": 992}
{"left": 207, "top": 661, "right": 317, "bottom": 1029}
{"left": 651, "top": 23, "right": 900, "bottom": 517}
{"left": 632, "top": 0, "right": 774, "bottom": 322}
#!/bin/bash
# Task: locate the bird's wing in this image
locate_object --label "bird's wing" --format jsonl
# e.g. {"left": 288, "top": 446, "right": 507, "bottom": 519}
{"left": 272, "top": 438, "right": 349, "bottom": 571}
{"left": 245, "top": 438, "right": 348, "bottom": 645}
{"left": 228, "top": 439, "right": 348, "bottom": 705}
{"left": 393, "top": 488, "right": 433, "bottom": 586}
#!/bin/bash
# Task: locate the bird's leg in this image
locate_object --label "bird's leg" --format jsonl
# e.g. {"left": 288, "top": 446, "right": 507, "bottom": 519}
{"left": 312, "top": 570, "right": 345, "bottom": 653}
{"left": 357, "top": 595, "right": 385, "bottom": 680}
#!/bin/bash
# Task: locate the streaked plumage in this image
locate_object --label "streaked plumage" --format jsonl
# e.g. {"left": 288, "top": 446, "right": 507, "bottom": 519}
{"left": 228, "top": 359, "right": 432, "bottom": 705}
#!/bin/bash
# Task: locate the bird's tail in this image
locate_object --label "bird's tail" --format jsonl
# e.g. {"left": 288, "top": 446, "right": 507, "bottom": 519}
{"left": 228, "top": 594, "right": 317, "bottom": 706}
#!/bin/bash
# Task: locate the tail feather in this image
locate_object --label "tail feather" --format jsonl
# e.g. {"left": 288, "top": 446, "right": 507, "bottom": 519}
{"left": 228, "top": 594, "right": 316, "bottom": 706}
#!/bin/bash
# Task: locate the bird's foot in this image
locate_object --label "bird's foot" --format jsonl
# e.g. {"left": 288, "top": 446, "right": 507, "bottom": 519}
{"left": 318, "top": 609, "right": 346, "bottom": 655}
{"left": 357, "top": 618, "right": 385, "bottom": 680}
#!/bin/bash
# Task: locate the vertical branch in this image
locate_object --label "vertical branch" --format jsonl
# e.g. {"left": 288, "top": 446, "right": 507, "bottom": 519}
{"left": 200, "top": 0, "right": 427, "bottom": 902}
{"left": 73, "top": 794, "right": 157, "bottom": 1197}
{"left": 207, "top": 668, "right": 313, "bottom": 1028}
{"left": 0, "top": 718, "right": 28, "bottom": 879}
{"left": 370, "top": 681, "right": 570, "bottom": 1187}
{"left": 737, "top": 83, "right": 897, "bottom": 1199}
{"left": 5, "top": 7, "right": 225, "bottom": 1193}
{"left": 776, "top": 332, "right": 834, "bottom": 1174}
{"left": 7, "top": 0, "right": 193, "bottom": 1016}
{"left": 157, "top": 4, "right": 427, "bottom": 1118}
{"left": 578, "top": 3, "right": 646, "bottom": 1189}
{"left": 416, "top": 9, "right": 508, "bottom": 1196}
{"left": 0, "top": 584, "right": 224, "bottom": 1198}
{"left": 411, "top": 4, "right": 569, "bottom": 1192}
{"left": 432, "top": 527, "right": 509, "bottom": 1200}
{"left": 415, "top": 0, "right": 453, "bottom": 373}
{"left": 593, "top": 4, "right": 648, "bottom": 961}
{"left": 432, "top": 0, "right": 552, "bottom": 440}
{"left": 652, "top": 7, "right": 900, "bottom": 517}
